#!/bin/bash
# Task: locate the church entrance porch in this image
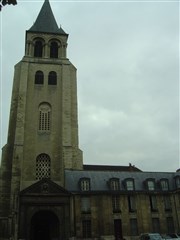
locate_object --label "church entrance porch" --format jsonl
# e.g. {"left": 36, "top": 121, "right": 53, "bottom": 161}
{"left": 30, "top": 210, "right": 59, "bottom": 240}
{"left": 17, "top": 179, "right": 71, "bottom": 240}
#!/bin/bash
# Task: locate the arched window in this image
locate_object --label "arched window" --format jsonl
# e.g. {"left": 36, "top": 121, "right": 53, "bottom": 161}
{"left": 50, "top": 41, "right": 58, "bottom": 58}
{"left": 48, "top": 71, "right": 57, "bottom": 85}
{"left": 36, "top": 153, "right": 51, "bottom": 180}
{"left": 38, "top": 103, "right": 51, "bottom": 132}
{"left": 35, "top": 71, "right": 44, "bottom": 84}
{"left": 34, "top": 40, "right": 43, "bottom": 57}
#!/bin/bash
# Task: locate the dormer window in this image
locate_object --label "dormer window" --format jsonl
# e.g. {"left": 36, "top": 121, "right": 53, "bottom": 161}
{"left": 34, "top": 40, "right": 43, "bottom": 57}
{"left": 145, "top": 179, "right": 155, "bottom": 191}
{"left": 160, "top": 179, "right": 169, "bottom": 191}
{"left": 124, "top": 178, "right": 135, "bottom": 191}
{"left": 50, "top": 41, "right": 58, "bottom": 58}
{"left": 174, "top": 176, "right": 180, "bottom": 189}
{"left": 80, "top": 178, "right": 90, "bottom": 191}
{"left": 109, "top": 178, "right": 120, "bottom": 191}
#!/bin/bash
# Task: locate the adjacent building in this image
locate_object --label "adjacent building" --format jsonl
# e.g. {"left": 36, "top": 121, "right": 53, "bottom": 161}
{"left": 0, "top": 1, "right": 179, "bottom": 239}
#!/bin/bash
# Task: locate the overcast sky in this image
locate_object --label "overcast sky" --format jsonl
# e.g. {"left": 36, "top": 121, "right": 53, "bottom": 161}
{"left": 0, "top": 0, "right": 179, "bottom": 172}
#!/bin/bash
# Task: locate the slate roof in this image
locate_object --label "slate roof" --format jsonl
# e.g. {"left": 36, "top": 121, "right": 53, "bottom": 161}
{"left": 28, "top": 0, "right": 67, "bottom": 35}
{"left": 65, "top": 169, "right": 180, "bottom": 192}
{"left": 83, "top": 164, "right": 142, "bottom": 172}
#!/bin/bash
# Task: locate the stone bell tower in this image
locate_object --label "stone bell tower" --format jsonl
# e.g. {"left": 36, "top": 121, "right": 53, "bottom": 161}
{"left": 0, "top": 0, "right": 83, "bottom": 238}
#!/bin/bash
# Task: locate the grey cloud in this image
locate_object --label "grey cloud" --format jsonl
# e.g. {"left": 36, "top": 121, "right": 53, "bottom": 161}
{"left": 1, "top": 1, "right": 179, "bottom": 172}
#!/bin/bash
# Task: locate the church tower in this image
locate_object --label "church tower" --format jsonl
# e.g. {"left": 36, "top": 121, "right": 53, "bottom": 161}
{"left": 0, "top": 0, "right": 83, "bottom": 239}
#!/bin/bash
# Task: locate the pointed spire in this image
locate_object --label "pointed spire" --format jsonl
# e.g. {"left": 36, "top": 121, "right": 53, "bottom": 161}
{"left": 28, "top": 0, "right": 67, "bottom": 35}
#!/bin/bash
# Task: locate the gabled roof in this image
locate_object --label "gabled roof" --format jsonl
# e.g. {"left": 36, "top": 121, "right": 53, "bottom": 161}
{"left": 28, "top": 0, "right": 67, "bottom": 35}
{"left": 20, "top": 178, "right": 71, "bottom": 196}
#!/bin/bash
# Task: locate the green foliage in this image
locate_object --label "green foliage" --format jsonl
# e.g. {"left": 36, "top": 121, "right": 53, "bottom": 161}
{"left": 0, "top": 0, "right": 17, "bottom": 11}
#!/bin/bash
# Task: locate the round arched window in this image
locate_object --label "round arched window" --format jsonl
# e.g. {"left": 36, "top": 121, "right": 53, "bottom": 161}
{"left": 36, "top": 153, "right": 51, "bottom": 180}
{"left": 50, "top": 41, "right": 58, "bottom": 58}
{"left": 34, "top": 40, "right": 43, "bottom": 57}
{"left": 48, "top": 71, "right": 57, "bottom": 85}
{"left": 35, "top": 71, "right": 44, "bottom": 84}
{"left": 38, "top": 103, "right": 51, "bottom": 131}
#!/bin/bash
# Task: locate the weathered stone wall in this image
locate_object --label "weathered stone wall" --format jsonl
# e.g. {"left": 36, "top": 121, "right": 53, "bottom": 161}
{"left": 73, "top": 192, "right": 180, "bottom": 239}
{"left": 0, "top": 29, "right": 83, "bottom": 239}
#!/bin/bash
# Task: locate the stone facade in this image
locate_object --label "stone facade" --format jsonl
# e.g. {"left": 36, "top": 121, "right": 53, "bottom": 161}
{"left": 0, "top": 1, "right": 180, "bottom": 240}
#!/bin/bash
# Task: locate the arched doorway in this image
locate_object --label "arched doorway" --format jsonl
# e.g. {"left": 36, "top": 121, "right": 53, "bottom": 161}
{"left": 30, "top": 210, "right": 59, "bottom": 240}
